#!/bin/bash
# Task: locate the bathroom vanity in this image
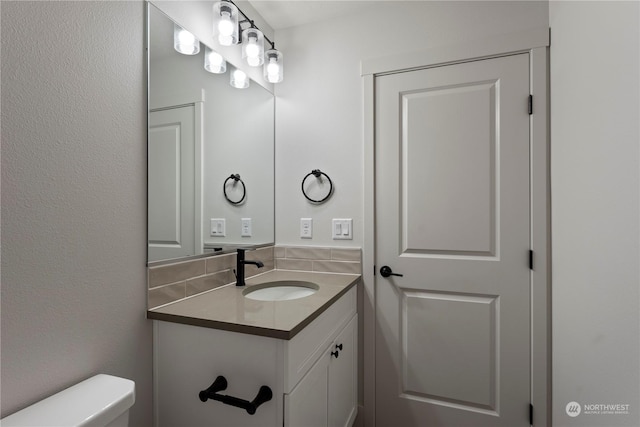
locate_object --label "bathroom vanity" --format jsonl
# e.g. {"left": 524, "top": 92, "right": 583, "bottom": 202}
{"left": 147, "top": 5, "right": 359, "bottom": 426}
{"left": 149, "top": 271, "right": 359, "bottom": 427}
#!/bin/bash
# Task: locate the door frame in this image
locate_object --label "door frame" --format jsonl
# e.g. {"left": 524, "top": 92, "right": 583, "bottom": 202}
{"left": 361, "top": 27, "right": 550, "bottom": 427}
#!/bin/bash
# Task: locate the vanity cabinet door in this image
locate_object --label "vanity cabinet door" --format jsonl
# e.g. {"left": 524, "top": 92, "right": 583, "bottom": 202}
{"left": 284, "top": 314, "right": 358, "bottom": 427}
{"left": 328, "top": 315, "right": 358, "bottom": 427}
{"left": 284, "top": 349, "right": 330, "bottom": 427}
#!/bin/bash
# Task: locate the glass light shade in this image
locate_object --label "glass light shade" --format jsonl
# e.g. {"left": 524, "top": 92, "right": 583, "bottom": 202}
{"left": 204, "top": 47, "right": 226, "bottom": 74}
{"left": 263, "top": 49, "right": 283, "bottom": 83}
{"left": 230, "top": 68, "right": 249, "bottom": 89}
{"left": 173, "top": 24, "right": 200, "bottom": 55}
{"left": 213, "top": 1, "right": 239, "bottom": 46}
{"left": 242, "top": 28, "right": 264, "bottom": 67}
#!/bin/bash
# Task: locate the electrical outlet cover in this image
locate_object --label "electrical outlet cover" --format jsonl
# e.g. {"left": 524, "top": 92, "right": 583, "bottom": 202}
{"left": 300, "top": 218, "right": 313, "bottom": 239}
{"left": 241, "top": 218, "right": 252, "bottom": 237}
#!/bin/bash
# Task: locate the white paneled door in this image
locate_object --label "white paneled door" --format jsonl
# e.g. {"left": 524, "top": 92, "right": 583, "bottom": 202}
{"left": 375, "top": 54, "right": 531, "bottom": 426}
{"left": 148, "top": 105, "right": 196, "bottom": 262}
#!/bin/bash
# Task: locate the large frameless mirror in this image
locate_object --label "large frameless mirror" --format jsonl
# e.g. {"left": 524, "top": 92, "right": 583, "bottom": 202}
{"left": 147, "top": 4, "right": 274, "bottom": 264}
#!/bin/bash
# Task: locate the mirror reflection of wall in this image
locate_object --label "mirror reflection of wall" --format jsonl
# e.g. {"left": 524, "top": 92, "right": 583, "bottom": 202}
{"left": 148, "top": 5, "right": 274, "bottom": 263}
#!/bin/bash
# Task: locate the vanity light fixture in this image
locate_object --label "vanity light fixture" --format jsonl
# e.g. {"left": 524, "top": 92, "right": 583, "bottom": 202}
{"left": 230, "top": 68, "right": 249, "bottom": 89}
{"left": 213, "top": 0, "right": 239, "bottom": 46}
{"left": 173, "top": 24, "right": 200, "bottom": 55}
{"left": 211, "top": 0, "right": 285, "bottom": 85}
{"left": 242, "top": 27, "right": 264, "bottom": 67}
{"left": 204, "top": 47, "right": 226, "bottom": 74}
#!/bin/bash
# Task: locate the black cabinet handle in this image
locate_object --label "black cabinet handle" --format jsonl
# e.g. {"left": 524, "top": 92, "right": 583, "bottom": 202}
{"left": 331, "top": 350, "right": 340, "bottom": 358}
{"left": 199, "top": 376, "right": 272, "bottom": 415}
{"left": 335, "top": 343, "right": 343, "bottom": 351}
{"left": 380, "top": 266, "right": 403, "bottom": 278}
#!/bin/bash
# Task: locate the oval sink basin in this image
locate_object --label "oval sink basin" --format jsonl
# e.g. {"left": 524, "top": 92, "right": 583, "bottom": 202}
{"left": 243, "top": 281, "right": 319, "bottom": 302}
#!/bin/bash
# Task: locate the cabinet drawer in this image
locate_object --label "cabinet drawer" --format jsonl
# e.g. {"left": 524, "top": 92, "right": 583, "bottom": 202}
{"left": 283, "top": 285, "right": 357, "bottom": 392}
{"left": 154, "top": 321, "right": 281, "bottom": 427}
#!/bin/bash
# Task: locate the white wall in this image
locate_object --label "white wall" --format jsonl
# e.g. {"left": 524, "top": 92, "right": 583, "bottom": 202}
{"left": 1, "top": 2, "right": 152, "bottom": 425}
{"left": 274, "top": 1, "right": 548, "bottom": 246}
{"left": 550, "top": 1, "right": 640, "bottom": 426}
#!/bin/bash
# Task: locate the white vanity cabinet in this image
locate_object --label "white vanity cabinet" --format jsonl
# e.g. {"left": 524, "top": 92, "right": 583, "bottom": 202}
{"left": 153, "top": 286, "right": 357, "bottom": 427}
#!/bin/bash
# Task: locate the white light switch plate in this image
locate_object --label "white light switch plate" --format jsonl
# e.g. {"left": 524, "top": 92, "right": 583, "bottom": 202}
{"left": 332, "top": 219, "right": 353, "bottom": 240}
{"left": 241, "top": 218, "right": 252, "bottom": 237}
{"left": 210, "top": 218, "right": 226, "bottom": 237}
{"left": 300, "top": 218, "right": 313, "bottom": 239}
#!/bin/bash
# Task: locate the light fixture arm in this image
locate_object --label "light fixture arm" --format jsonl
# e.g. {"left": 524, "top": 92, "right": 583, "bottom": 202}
{"left": 228, "top": 0, "right": 276, "bottom": 49}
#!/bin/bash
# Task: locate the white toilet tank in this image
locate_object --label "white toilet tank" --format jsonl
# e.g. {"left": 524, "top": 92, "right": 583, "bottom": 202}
{"left": 1, "top": 374, "right": 135, "bottom": 427}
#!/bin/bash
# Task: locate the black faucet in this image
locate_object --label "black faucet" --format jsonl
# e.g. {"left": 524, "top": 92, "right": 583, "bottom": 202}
{"left": 236, "top": 248, "right": 264, "bottom": 287}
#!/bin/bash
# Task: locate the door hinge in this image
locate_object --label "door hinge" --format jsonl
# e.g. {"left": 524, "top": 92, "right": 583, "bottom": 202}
{"left": 528, "top": 95, "right": 533, "bottom": 115}
{"left": 529, "top": 403, "right": 534, "bottom": 425}
{"left": 529, "top": 250, "right": 534, "bottom": 270}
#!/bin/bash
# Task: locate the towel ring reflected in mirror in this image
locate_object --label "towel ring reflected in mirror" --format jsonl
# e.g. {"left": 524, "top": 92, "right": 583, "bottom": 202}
{"left": 301, "top": 169, "right": 333, "bottom": 204}
{"left": 223, "top": 174, "right": 246, "bottom": 205}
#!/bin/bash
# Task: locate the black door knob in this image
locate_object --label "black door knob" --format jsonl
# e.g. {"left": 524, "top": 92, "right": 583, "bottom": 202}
{"left": 380, "top": 266, "right": 403, "bottom": 278}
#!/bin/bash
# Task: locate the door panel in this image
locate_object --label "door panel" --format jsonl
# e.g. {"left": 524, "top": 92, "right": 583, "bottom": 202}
{"left": 148, "top": 105, "right": 196, "bottom": 261}
{"left": 375, "top": 54, "right": 530, "bottom": 426}
{"left": 403, "top": 81, "right": 496, "bottom": 255}
{"left": 148, "top": 121, "right": 181, "bottom": 243}
{"left": 402, "top": 291, "right": 497, "bottom": 409}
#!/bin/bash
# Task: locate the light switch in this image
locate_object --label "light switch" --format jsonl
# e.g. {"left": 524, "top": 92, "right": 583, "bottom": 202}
{"left": 335, "top": 222, "right": 342, "bottom": 236}
{"left": 210, "top": 218, "right": 226, "bottom": 237}
{"left": 241, "top": 218, "right": 252, "bottom": 237}
{"left": 300, "top": 218, "right": 313, "bottom": 239}
{"left": 332, "top": 219, "right": 353, "bottom": 240}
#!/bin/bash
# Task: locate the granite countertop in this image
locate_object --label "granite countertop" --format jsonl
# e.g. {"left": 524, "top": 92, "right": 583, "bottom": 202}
{"left": 147, "top": 270, "right": 360, "bottom": 340}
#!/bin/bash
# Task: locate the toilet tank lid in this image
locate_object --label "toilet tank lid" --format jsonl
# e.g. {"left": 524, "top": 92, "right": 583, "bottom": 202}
{"left": 1, "top": 374, "right": 135, "bottom": 427}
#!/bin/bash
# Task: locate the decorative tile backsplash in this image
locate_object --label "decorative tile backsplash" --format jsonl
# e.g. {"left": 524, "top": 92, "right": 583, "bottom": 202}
{"left": 275, "top": 246, "right": 361, "bottom": 274}
{"left": 147, "top": 245, "right": 361, "bottom": 309}
{"left": 148, "top": 246, "right": 274, "bottom": 309}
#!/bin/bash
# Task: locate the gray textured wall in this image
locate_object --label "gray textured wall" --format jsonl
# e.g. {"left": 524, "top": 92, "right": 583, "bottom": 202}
{"left": 1, "top": 2, "right": 152, "bottom": 425}
{"left": 550, "top": 1, "right": 639, "bottom": 426}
